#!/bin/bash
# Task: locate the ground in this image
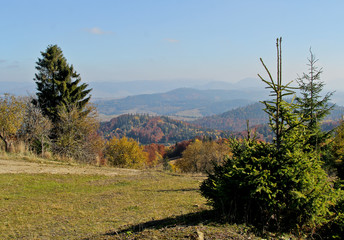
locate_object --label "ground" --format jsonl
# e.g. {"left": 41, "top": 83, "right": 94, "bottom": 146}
{"left": 0, "top": 157, "right": 264, "bottom": 239}
{"left": 0, "top": 158, "right": 139, "bottom": 176}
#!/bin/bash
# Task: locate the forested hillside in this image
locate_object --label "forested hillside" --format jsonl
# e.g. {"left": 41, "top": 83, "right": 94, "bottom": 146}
{"left": 191, "top": 102, "right": 267, "bottom": 131}
{"left": 192, "top": 101, "right": 344, "bottom": 132}
{"left": 98, "top": 102, "right": 344, "bottom": 145}
{"left": 99, "top": 114, "right": 226, "bottom": 144}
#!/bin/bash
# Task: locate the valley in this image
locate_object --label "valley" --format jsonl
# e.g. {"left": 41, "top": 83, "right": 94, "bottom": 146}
{"left": 96, "top": 88, "right": 344, "bottom": 144}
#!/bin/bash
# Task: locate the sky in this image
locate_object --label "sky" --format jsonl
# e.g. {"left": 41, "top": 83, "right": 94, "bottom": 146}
{"left": 1, "top": 0, "right": 344, "bottom": 90}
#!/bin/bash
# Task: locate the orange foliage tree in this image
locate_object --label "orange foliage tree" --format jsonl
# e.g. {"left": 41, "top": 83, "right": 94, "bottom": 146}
{"left": 143, "top": 143, "right": 166, "bottom": 167}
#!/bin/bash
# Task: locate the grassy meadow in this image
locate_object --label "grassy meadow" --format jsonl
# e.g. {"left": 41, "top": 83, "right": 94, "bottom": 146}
{"left": 0, "top": 170, "right": 199, "bottom": 238}
{"left": 0, "top": 160, "right": 261, "bottom": 240}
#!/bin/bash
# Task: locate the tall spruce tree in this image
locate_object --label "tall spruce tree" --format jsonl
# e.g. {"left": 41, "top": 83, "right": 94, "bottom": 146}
{"left": 33, "top": 45, "right": 92, "bottom": 123}
{"left": 296, "top": 49, "right": 334, "bottom": 150}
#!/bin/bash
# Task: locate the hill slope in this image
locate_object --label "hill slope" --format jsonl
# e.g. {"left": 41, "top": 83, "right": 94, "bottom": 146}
{"left": 192, "top": 102, "right": 344, "bottom": 132}
{"left": 99, "top": 114, "right": 226, "bottom": 144}
{"left": 191, "top": 102, "right": 267, "bottom": 131}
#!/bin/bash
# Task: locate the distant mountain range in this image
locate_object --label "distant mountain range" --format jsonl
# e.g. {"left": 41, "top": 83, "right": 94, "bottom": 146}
{"left": 94, "top": 87, "right": 270, "bottom": 120}
{"left": 2, "top": 78, "right": 343, "bottom": 105}
{"left": 0, "top": 78, "right": 267, "bottom": 99}
{"left": 88, "top": 78, "right": 267, "bottom": 99}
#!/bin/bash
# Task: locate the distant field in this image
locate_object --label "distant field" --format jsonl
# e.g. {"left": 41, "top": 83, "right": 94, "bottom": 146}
{"left": 0, "top": 158, "right": 261, "bottom": 239}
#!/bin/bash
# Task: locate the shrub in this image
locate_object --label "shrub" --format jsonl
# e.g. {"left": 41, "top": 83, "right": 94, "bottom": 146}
{"left": 200, "top": 137, "right": 339, "bottom": 234}
{"left": 53, "top": 104, "right": 104, "bottom": 163}
{"left": 20, "top": 100, "right": 52, "bottom": 155}
{"left": 104, "top": 136, "right": 147, "bottom": 169}
{"left": 175, "top": 139, "right": 230, "bottom": 173}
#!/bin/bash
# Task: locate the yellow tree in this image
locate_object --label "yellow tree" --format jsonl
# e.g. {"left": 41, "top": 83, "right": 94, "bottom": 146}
{"left": 176, "top": 139, "right": 230, "bottom": 173}
{"left": 0, "top": 94, "right": 26, "bottom": 152}
{"left": 104, "top": 136, "right": 147, "bottom": 168}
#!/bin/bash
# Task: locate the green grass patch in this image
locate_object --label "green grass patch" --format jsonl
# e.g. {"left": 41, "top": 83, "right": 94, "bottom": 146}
{"left": 0, "top": 171, "right": 211, "bottom": 239}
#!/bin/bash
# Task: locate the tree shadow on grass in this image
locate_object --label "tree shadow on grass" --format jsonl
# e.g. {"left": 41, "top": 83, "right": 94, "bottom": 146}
{"left": 103, "top": 209, "right": 220, "bottom": 237}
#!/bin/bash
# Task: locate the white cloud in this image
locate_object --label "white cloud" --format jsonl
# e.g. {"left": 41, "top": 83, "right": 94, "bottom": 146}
{"left": 165, "top": 38, "right": 180, "bottom": 43}
{"left": 0, "top": 59, "right": 6, "bottom": 64}
{"left": 85, "top": 27, "right": 114, "bottom": 35}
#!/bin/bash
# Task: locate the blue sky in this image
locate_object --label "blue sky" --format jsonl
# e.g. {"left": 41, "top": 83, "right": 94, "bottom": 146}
{"left": 1, "top": 0, "right": 344, "bottom": 90}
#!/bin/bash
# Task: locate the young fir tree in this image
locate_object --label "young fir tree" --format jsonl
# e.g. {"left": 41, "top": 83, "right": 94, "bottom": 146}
{"left": 296, "top": 49, "right": 334, "bottom": 150}
{"left": 201, "top": 38, "right": 340, "bottom": 235}
{"left": 33, "top": 45, "right": 92, "bottom": 123}
{"left": 258, "top": 37, "right": 297, "bottom": 151}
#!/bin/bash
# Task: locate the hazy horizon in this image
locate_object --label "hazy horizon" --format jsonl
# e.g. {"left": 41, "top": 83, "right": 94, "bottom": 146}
{"left": 0, "top": 78, "right": 342, "bottom": 104}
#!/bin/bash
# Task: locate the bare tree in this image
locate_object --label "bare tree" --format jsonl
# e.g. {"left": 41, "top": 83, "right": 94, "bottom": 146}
{"left": 21, "top": 99, "right": 52, "bottom": 156}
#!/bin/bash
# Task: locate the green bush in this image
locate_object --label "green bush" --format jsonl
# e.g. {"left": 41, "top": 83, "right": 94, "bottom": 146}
{"left": 200, "top": 137, "right": 339, "bottom": 235}
{"left": 318, "top": 181, "right": 344, "bottom": 239}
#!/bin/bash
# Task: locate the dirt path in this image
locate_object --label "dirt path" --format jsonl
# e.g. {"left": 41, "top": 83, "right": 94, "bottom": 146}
{"left": 0, "top": 158, "right": 140, "bottom": 176}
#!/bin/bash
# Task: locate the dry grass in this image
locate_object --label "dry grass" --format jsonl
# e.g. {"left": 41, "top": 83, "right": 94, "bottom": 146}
{"left": 0, "top": 154, "right": 271, "bottom": 239}
{"left": 0, "top": 169, "right": 215, "bottom": 239}
{"left": 11, "top": 141, "right": 27, "bottom": 154}
{"left": 0, "top": 150, "right": 55, "bottom": 165}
